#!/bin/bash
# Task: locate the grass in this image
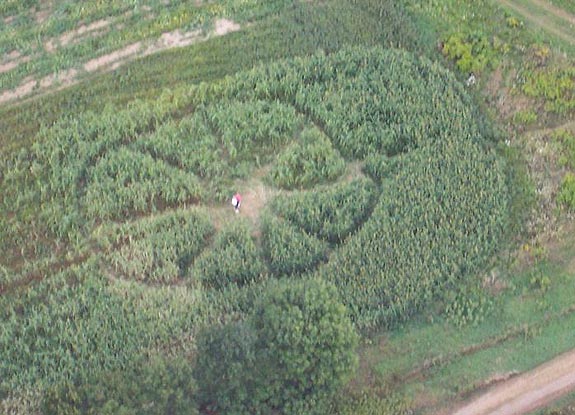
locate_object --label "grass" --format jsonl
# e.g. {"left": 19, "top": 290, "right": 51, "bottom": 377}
{"left": 549, "top": 0, "right": 575, "bottom": 15}
{"left": 537, "top": 391, "right": 575, "bottom": 414}
{"left": 356, "top": 238, "right": 575, "bottom": 412}
{"left": 0, "top": 0, "right": 287, "bottom": 90}
{"left": 497, "top": 0, "right": 575, "bottom": 55}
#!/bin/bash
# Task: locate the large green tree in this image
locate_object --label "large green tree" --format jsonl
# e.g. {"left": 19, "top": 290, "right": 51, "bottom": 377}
{"left": 252, "top": 278, "right": 359, "bottom": 414}
{"left": 196, "top": 278, "right": 358, "bottom": 415}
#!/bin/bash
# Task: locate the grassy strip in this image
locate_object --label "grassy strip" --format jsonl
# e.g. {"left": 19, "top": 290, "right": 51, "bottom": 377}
{"left": 498, "top": 0, "right": 575, "bottom": 53}
{"left": 549, "top": 0, "right": 575, "bottom": 15}
{"left": 366, "top": 255, "right": 575, "bottom": 410}
{"left": 0, "top": 1, "right": 287, "bottom": 90}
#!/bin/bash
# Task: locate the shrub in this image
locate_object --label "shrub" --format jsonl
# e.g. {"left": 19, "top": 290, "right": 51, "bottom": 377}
{"left": 195, "top": 322, "right": 259, "bottom": 415}
{"left": 268, "top": 127, "right": 345, "bottom": 189}
{"left": 442, "top": 31, "right": 492, "bottom": 73}
{"left": 196, "top": 279, "right": 358, "bottom": 415}
{"left": 250, "top": 278, "right": 358, "bottom": 415}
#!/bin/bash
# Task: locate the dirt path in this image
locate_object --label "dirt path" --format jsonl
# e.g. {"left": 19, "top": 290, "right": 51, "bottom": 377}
{"left": 530, "top": 0, "right": 575, "bottom": 26}
{"left": 448, "top": 349, "right": 575, "bottom": 415}
{"left": 499, "top": 0, "right": 575, "bottom": 45}
{"left": 0, "top": 18, "right": 241, "bottom": 105}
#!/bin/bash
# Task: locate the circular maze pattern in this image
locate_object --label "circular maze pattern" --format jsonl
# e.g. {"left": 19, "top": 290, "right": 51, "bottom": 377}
{"left": 5, "top": 46, "right": 509, "bottom": 327}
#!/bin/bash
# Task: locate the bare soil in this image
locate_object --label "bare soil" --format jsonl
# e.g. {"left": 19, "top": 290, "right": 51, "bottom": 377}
{"left": 0, "top": 18, "right": 241, "bottom": 105}
{"left": 446, "top": 349, "right": 575, "bottom": 415}
{"left": 59, "top": 18, "right": 111, "bottom": 47}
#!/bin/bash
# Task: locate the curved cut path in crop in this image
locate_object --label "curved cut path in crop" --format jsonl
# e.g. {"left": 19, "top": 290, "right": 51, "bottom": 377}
{"left": 447, "top": 349, "right": 575, "bottom": 415}
{"left": 499, "top": 0, "right": 575, "bottom": 45}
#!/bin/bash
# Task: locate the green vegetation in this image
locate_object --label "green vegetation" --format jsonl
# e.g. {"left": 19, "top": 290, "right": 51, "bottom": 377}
{"left": 43, "top": 354, "right": 197, "bottom": 415}
{"left": 6, "top": 0, "right": 575, "bottom": 413}
{"left": 513, "top": 108, "right": 539, "bottom": 125}
{"left": 197, "top": 278, "right": 358, "bottom": 415}
{"left": 0, "top": 260, "right": 204, "bottom": 395}
{"left": 97, "top": 209, "right": 214, "bottom": 284}
{"left": 262, "top": 215, "right": 329, "bottom": 276}
{"left": 270, "top": 177, "right": 376, "bottom": 243}
{"left": 441, "top": 31, "right": 494, "bottom": 73}
{"left": 1, "top": 37, "right": 512, "bottom": 411}
{"left": 558, "top": 172, "right": 575, "bottom": 210}
{"left": 522, "top": 66, "right": 575, "bottom": 114}
{"left": 359, "top": 251, "right": 575, "bottom": 412}
{"left": 0, "top": 0, "right": 288, "bottom": 91}
{"left": 0, "top": 0, "right": 429, "bottom": 152}
{"left": 192, "top": 220, "right": 265, "bottom": 289}
{"left": 554, "top": 128, "right": 575, "bottom": 169}
{"left": 269, "top": 127, "right": 346, "bottom": 189}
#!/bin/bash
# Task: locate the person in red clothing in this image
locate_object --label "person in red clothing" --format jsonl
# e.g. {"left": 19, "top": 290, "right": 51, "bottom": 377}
{"left": 232, "top": 193, "right": 241, "bottom": 213}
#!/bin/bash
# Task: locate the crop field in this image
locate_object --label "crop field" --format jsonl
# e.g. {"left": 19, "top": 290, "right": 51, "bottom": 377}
{"left": 1, "top": 1, "right": 575, "bottom": 414}
{"left": 0, "top": 0, "right": 288, "bottom": 101}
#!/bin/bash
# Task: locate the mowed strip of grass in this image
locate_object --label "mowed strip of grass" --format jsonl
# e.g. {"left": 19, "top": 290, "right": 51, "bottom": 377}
{"left": 550, "top": 0, "right": 575, "bottom": 16}
{"left": 362, "top": 242, "right": 575, "bottom": 411}
{"left": 498, "top": 0, "right": 575, "bottom": 52}
{"left": 0, "top": 1, "right": 288, "bottom": 91}
{"left": 0, "top": 0, "right": 431, "bottom": 154}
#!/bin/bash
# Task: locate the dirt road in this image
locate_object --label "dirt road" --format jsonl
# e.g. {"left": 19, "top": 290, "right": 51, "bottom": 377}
{"left": 0, "top": 18, "right": 241, "bottom": 105}
{"left": 450, "top": 349, "right": 575, "bottom": 415}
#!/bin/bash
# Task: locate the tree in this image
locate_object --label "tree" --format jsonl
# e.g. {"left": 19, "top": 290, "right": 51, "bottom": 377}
{"left": 195, "top": 278, "right": 358, "bottom": 415}
{"left": 252, "top": 278, "right": 358, "bottom": 414}
{"left": 195, "top": 322, "right": 261, "bottom": 415}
